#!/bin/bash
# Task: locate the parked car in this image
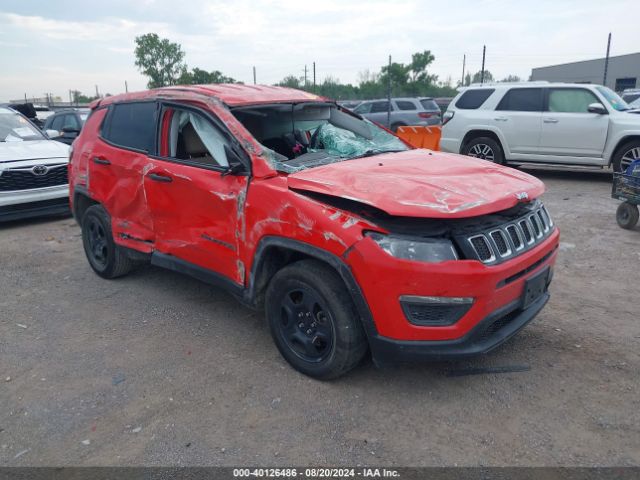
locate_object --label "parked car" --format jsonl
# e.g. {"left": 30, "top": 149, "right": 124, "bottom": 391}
{"left": 353, "top": 97, "right": 441, "bottom": 131}
{"left": 43, "top": 109, "right": 90, "bottom": 145}
{"left": 0, "top": 106, "right": 70, "bottom": 221}
{"left": 621, "top": 88, "right": 640, "bottom": 104}
{"left": 69, "top": 85, "right": 558, "bottom": 379}
{"left": 337, "top": 100, "right": 361, "bottom": 110}
{"left": 441, "top": 81, "right": 640, "bottom": 172}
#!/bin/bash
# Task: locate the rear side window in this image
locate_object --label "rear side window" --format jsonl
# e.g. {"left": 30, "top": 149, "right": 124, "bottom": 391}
{"left": 395, "top": 100, "right": 417, "bottom": 111}
{"left": 103, "top": 102, "right": 157, "bottom": 153}
{"left": 496, "top": 88, "right": 543, "bottom": 112}
{"left": 420, "top": 99, "right": 439, "bottom": 110}
{"left": 370, "top": 101, "right": 394, "bottom": 113}
{"left": 455, "top": 89, "right": 495, "bottom": 109}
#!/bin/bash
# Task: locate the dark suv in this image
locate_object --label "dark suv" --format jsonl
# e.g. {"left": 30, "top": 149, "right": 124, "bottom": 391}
{"left": 69, "top": 85, "right": 559, "bottom": 379}
{"left": 43, "top": 109, "right": 89, "bottom": 145}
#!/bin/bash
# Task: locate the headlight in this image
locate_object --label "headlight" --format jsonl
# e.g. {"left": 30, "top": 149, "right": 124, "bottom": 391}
{"left": 366, "top": 232, "right": 458, "bottom": 263}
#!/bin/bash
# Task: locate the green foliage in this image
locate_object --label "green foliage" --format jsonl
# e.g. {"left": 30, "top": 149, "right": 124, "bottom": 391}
{"left": 471, "top": 70, "right": 494, "bottom": 84}
{"left": 134, "top": 33, "right": 187, "bottom": 88}
{"left": 275, "top": 50, "right": 455, "bottom": 100}
{"left": 501, "top": 74, "right": 522, "bottom": 82}
{"left": 179, "top": 67, "right": 238, "bottom": 85}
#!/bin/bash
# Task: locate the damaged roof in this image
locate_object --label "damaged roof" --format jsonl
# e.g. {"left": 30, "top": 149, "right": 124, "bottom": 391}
{"left": 92, "top": 84, "right": 326, "bottom": 109}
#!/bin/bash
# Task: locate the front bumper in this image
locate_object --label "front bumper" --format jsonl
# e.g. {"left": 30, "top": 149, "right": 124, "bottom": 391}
{"left": 369, "top": 292, "right": 549, "bottom": 365}
{"left": 0, "top": 185, "right": 70, "bottom": 221}
{"left": 345, "top": 228, "right": 559, "bottom": 347}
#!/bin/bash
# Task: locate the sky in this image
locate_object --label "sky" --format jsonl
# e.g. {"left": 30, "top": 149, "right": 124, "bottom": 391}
{"left": 0, "top": 0, "right": 638, "bottom": 102}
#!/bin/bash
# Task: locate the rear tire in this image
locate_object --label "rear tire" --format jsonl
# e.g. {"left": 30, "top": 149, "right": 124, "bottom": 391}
{"left": 81, "top": 205, "right": 135, "bottom": 279}
{"left": 616, "top": 202, "right": 639, "bottom": 230}
{"left": 391, "top": 123, "right": 406, "bottom": 133}
{"left": 462, "top": 136, "right": 504, "bottom": 164}
{"left": 612, "top": 140, "right": 640, "bottom": 173}
{"left": 265, "top": 260, "right": 368, "bottom": 380}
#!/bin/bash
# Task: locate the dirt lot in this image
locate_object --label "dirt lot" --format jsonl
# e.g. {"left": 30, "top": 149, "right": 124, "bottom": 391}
{"left": 1, "top": 167, "right": 639, "bottom": 467}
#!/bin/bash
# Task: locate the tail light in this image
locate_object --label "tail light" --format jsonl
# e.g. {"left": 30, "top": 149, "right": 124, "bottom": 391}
{"left": 418, "top": 112, "right": 433, "bottom": 119}
{"left": 442, "top": 111, "right": 454, "bottom": 125}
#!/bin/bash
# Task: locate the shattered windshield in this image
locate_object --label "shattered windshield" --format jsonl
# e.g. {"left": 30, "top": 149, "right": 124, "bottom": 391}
{"left": 0, "top": 108, "right": 44, "bottom": 142}
{"left": 232, "top": 102, "right": 409, "bottom": 173}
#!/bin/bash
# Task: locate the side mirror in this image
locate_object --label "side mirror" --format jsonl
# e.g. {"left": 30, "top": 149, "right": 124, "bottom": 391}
{"left": 46, "top": 129, "right": 62, "bottom": 138}
{"left": 221, "top": 145, "right": 247, "bottom": 176}
{"left": 587, "top": 103, "right": 607, "bottom": 114}
{"left": 62, "top": 126, "right": 80, "bottom": 134}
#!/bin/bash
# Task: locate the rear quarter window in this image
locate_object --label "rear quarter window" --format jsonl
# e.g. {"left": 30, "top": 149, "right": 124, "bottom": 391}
{"left": 103, "top": 102, "right": 158, "bottom": 153}
{"left": 395, "top": 100, "right": 417, "bottom": 111}
{"left": 420, "top": 99, "right": 439, "bottom": 110}
{"left": 455, "top": 89, "right": 495, "bottom": 109}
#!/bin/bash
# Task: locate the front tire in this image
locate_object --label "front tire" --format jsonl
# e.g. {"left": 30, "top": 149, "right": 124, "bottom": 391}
{"left": 612, "top": 141, "right": 640, "bottom": 173}
{"left": 616, "top": 202, "right": 639, "bottom": 230}
{"left": 462, "top": 136, "right": 504, "bottom": 164}
{"left": 265, "top": 260, "right": 368, "bottom": 380}
{"left": 81, "top": 205, "right": 135, "bottom": 279}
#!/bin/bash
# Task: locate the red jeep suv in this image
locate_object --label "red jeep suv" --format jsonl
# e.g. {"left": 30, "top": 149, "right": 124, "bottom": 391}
{"left": 68, "top": 85, "right": 559, "bottom": 379}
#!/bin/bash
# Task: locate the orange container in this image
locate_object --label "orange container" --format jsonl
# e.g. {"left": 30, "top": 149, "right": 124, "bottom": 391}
{"left": 396, "top": 125, "right": 441, "bottom": 151}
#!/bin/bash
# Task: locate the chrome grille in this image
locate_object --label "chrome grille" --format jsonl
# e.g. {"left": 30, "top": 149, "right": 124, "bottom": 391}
{"left": 469, "top": 235, "right": 495, "bottom": 262}
{"left": 0, "top": 163, "right": 68, "bottom": 191}
{"left": 466, "top": 203, "right": 555, "bottom": 265}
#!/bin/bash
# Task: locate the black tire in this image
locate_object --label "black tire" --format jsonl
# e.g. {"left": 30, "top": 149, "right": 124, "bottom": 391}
{"left": 616, "top": 202, "right": 639, "bottom": 230}
{"left": 81, "top": 204, "right": 135, "bottom": 279}
{"left": 612, "top": 140, "right": 640, "bottom": 173}
{"left": 462, "top": 136, "right": 504, "bottom": 164}
{"left": 390, "top": 123, "right": 405, "bottom": 133}
{"left": 265, "top": 259, "right": 368, "bottom": 380}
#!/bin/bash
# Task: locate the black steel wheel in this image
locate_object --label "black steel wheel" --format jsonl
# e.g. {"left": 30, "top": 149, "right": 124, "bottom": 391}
{"left": 81, "top": 205, "right": 135, "bottom": 278}
{"left": 265, "top": 260, "right": 368, "bottom": 379}
{"left": 616, "top": 202, "right": 639, "bottom": 230}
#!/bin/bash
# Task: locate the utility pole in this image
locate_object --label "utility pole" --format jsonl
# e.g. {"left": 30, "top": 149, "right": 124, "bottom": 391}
{"left": 253, "top": 66, "right": 256, "bottom": 85}
{"left": 313, "top": 62, "right": 316, "bottom": 89}
{"left": 69, "top": 89, "right": 72, "bottom": 105}
{"left": 386, "top": 55, "right": 392, "bottom": 129}
{"left": 95, "top": 85, "right": 99, "bottom": 98}
{"left": 461, "top": 54, "right": 466, "bottom": 87}
{"left": 125, "top": 80, "right": 128, "bottom": 93}
{"left": 303, "top": 65, "right": 308, "bottom": 88}
{"left": 480, "top": 45, "right": 486, "bottom": 84}
{"left": 603, "top": 32, "right": 612, "bottom": 86}
{"left": 24, "top": 93, "right": 27, "bottom": 103}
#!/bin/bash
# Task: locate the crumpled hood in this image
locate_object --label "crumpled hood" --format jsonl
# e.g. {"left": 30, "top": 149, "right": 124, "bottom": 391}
{"left": 0, "top": 140, "right": 69, "bottom": 163}
{"left": 287, "top": 149, "right": 545, "bottom": 218}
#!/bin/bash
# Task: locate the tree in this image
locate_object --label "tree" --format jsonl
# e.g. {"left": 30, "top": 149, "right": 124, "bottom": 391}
{"left": 277, "top": 75, "right": 303, "bottom": 88}
{"left": 409, "top": 50, "right": 436, "bottom": 83}
{"left": 501, "top": 74, "right": 522, "bottom": 83}
{"left": 471, "top": 70, "right": 494, "bottom": 84}
{"left": 134, "top": 33, "right": 187, "bottom": 88}
{"left": 179, "top": 67, "right": 237, "bottom": 85}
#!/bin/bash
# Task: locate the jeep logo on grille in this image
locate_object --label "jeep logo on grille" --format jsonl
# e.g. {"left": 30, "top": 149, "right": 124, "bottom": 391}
{"left": 31, "top": 165, "right": 49, "bottom": 176}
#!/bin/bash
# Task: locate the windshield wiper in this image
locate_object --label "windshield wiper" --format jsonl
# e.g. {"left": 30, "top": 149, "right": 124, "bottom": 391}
{"left": 350, "top": 149, "right": 405, "bottom": 160}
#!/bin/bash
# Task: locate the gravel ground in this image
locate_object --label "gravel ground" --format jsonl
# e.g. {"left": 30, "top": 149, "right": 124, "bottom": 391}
{"left": 1, "top": 167, "right": 639, "bottom": 467}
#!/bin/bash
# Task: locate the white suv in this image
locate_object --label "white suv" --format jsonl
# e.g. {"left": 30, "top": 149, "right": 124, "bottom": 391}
{"left": 0, "top": 106, "right": 70, "bottom": 221}
{"left": 441, "top": 81, "right": 640, "bottom": 172}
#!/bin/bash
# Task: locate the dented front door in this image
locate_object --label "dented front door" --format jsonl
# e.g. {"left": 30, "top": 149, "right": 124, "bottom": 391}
{"left": 144, "top": 160, "right": 248, "bottom": 284}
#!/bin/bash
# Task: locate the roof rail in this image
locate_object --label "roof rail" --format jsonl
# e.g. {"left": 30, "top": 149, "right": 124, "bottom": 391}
{"left": 467, "top": 81, "right": 550, "bottom": 87}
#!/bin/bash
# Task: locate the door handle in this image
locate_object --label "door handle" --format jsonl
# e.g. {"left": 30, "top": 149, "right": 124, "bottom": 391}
{"left": 494, "top": 116, "right": 508, "bottom": 121}
{"left": 148, "top": 173, "right": 173, "bottom": 183}
{"left": 543, "top": 118, "right": 559, "bottom": 124}
{"left": 92, "top": 156, "right": 111, "bottom": 165}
